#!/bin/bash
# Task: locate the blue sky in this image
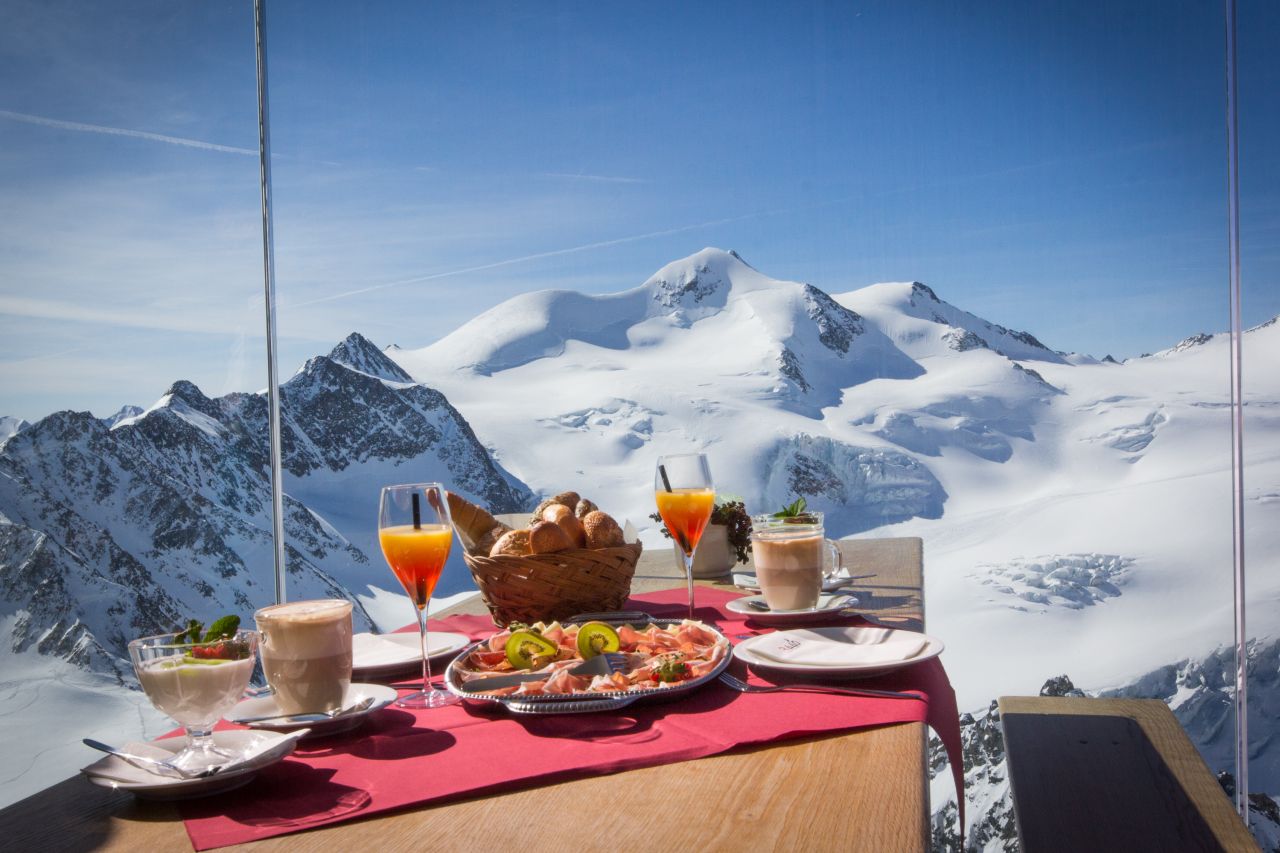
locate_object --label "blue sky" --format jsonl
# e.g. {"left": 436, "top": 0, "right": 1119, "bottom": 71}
{"left": 1, "top": 0, "right": 1276, "bottom": 422}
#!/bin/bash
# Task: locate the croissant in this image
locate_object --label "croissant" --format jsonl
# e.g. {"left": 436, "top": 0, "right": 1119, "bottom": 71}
{"left": 446, "top": 492, "right": 503, "bottom": 553}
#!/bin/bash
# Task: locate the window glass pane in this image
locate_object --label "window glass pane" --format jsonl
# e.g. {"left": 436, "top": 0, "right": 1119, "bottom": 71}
{"left": 262, "top": 4, "right": 1248, "bottom": 841}
{"left": 0, "top": 1, "right": 263, "bottom": 804}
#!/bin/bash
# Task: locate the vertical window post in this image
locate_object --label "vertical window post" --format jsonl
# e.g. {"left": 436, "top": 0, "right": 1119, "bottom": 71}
{"left": 1223, "top": 0, "right": 1248, "bottom": 822}
{"left": 255, "top": 0, "right": 288, "bottom": 605}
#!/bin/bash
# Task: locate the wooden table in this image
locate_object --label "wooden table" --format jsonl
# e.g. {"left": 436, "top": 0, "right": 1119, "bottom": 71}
{"left": 0, "top": 538, "right": 928, "bottom": 852}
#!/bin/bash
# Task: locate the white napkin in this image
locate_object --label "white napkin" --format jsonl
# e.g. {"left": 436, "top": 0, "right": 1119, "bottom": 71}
{"left": 82, "top": 730, "right": 306, "bottom": 785}
{"left": 353, "top": 632, "right": 445, "bottom": 667}
{"left": 749, "top": 627, "right": 927, "bottom": 667}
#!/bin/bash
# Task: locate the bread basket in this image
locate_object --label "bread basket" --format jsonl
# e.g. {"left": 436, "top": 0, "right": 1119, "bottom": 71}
{"left": 447, "top": 492, "right": 641, "bottom": 626}
{"left": 463, "top": 543, "right": 642, "bottom": 626}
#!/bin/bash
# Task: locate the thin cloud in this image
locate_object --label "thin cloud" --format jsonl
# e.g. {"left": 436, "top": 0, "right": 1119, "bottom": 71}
{"left": 537, "top": 171, "right": 647, "bottom": 185}
{"left": 0, "top": 109, "right": 256, "bottom": 156}
{"left": 292, "top": 212, "right": 769, "bottom": 308}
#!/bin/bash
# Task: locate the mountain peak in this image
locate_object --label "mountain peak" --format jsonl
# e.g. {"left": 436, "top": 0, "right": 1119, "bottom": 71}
{"left": 0, "top": 415, "right": 30, "bottom": 442}
{"left": 162, "top": 380, "right": 222, "bottom": 420}
{"left": 328, "top": 333, "right": 413, "bottom": 383}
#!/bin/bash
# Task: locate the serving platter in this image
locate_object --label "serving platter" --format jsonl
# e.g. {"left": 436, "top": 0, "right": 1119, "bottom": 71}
{"left": 444, "top": 614, "right": 732, "bottom": 715}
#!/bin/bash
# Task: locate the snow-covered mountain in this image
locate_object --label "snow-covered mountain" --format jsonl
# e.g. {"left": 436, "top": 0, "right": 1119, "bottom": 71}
{"left": 3, "top": 247, "right": 1277, "bottom": 827}
{"left": 0, "top": 416, "right": 28, "bottom": 444}
{"left": 389, "top": 246, "right": 1279, "bottom": 844}
{"left": 0, "top": 333, "right": 531, "bottom": 680}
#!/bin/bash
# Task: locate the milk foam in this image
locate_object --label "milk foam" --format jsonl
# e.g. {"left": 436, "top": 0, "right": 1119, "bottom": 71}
{"left": 256, "top": 599, "right": 352, "bottom": 659}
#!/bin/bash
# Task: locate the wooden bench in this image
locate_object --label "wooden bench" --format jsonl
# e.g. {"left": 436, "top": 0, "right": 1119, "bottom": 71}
{"left": 998, "top": 696, "right": 1259, "bottom": 852}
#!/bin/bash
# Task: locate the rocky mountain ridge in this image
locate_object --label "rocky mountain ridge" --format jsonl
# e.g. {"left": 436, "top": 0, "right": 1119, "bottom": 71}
{"left": 0, "top": 333, "right": 531, "bottom": 679}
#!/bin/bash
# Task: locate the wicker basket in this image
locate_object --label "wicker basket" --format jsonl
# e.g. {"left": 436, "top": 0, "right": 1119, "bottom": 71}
{"left": 463, "top": 542, "right": 642, "bottom": 626}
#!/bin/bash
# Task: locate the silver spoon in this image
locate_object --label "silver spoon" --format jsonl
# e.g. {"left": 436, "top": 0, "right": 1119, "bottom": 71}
{"left": 82, "top": 738, "right": 220, "bottom": 779}
{"left": 234, "top": 695, "right": 376, "bottom": 725}
{"left": 745, "top": 593, "right": 857, "bottom": 612}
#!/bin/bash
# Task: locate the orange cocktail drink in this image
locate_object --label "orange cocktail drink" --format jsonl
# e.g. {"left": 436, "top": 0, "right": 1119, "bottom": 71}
{"left": 379, "top": 523, "right": 452, "bottom": 609}
{"left": 378, "top": 482, "right": 459, "bottom": 708}
{"left": 655, "top": 488, "right": 715, "bottom": 555}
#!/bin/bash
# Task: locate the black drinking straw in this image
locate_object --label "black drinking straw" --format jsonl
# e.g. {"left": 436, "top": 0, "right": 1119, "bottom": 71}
{"left": 657, "top": 463, "right": 689, "bottom": 551}
{"left": 411, "top": 492, "right": 422, "bottom": 529}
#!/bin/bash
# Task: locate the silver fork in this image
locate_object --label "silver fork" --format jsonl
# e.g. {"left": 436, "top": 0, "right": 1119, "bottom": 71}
{"left": 460, "top": 652, "right": 629, "bottom": 694}
{"left": 718, "top": 671, "right": 921, "bottom": 701}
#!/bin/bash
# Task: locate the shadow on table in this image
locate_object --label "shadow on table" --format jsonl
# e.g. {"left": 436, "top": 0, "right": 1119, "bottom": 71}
{"left": 180, "top": 762, "right": 374, "bottom": 829}
{"left": 295, "top": 708, "right": 456, "bottom": 763}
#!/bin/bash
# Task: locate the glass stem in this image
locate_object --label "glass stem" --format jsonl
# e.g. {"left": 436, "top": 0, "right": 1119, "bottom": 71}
{"left": 187, "top": 727, "right": 217, "bottom": 757}
{"left": 417, "top": 605, "right": 433, "bottom": 688}
{"left": 682, "top": 550, "right": 696, "bottom": 620}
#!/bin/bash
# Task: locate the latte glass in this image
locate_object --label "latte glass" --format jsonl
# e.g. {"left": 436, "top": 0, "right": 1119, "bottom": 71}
{"left": 254, "top": 599, "right": 353, "bottom": 715}
{"left": 750, "top": 512, "right": 843, "bottom": 611}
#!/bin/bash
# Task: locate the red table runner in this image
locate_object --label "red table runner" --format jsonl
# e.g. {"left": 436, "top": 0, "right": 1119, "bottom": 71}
{"left": 181, "top": 588, "right": 964, "bottom": 850}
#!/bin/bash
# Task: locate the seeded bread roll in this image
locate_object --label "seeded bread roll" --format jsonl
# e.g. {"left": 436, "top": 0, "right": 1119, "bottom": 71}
{"left": 490, "top": 528, "right": 532, "bottom": 558}
{"left": 528, "top": 520, "right": 573, "bottom": 554}
{"left": 582, "top": 510, "right": 625, "bottom": 549}
{"left": 551, "top": 491, "right": 581, "bottom": 511}
{"left": 529, "top": 492, "right": 580, "bottom": 526}
{"left": 574, "top": 498, "right": 598, "bottom": 519}
{"left": 528, "top": 499, "right": 556, "bottom": 527}
{"left": 542, "top": 503, "right": 586, "bottom": 548}
{"left": 474, "top": 523, "right": 511, "bottom": 556}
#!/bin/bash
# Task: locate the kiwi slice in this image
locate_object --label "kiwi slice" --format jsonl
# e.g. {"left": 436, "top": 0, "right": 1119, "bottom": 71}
{"left": 575, "top": 621, "right": 620, "bottom": 659}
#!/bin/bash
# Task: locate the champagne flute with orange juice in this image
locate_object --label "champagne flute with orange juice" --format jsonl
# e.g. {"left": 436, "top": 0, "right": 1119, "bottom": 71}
{"left": 378, "top": 482, "right": 459, "bottom": 708}
{"left": 654, "top": 454, "right": 715, "bottom": 620}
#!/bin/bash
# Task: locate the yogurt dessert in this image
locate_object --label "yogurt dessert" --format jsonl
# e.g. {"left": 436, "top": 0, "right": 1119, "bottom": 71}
{"left": 255, "top": 599, "right": 353, "bottom": 715}
{"left": 137, "top": 653, "right": 256, "bottom": 729}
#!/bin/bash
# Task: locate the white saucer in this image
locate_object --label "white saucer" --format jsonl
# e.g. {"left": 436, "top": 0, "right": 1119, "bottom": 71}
{"left": 81, "top": 729, "right": 302, "bottom": 800}
{"left": 734, "top": 627, "right": 944, "bottom": 679}
{"left": 724, "top": 592, "right": 859, "bottom": 625}
{"left": 226, "top": 683, "right": 397, "bottom": 736}
{"left": 352, "top": 631, "right": 470, "bottom": 678}
{"left": 733, "top": 571, "right": 871, "bottom": 593}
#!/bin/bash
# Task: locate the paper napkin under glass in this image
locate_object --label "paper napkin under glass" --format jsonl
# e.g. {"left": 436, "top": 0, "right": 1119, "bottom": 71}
{"left": 749, "top": 626, "right": 927, "bottom": 667}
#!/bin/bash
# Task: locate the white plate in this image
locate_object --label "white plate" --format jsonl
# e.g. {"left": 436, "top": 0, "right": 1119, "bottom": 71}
{"left": 81, "top": 729, "right": 301, "bottom": 800}
{"left": 733, "top": 627, "right": 944, "bottom": 679}
{"left": 724, "top": 592, "right": 859, "bottom": 625}
{"left": 226, "top": 683, "right": 397, "bottom": 735}
{"left": 352, "top": 631, "right": 470, "bottom": 678}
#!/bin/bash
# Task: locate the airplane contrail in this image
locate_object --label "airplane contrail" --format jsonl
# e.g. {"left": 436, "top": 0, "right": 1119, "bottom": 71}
{"left": 292, "top": 212, "right": 772, "bottom": 308}
{"left": 0, "top": 109, "right": 256, "bottom": 155}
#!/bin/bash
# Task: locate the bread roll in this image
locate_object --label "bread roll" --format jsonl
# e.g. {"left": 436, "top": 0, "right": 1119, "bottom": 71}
{"left": 542, "top": 504, "right": 586, "bottom": 548}
{"left": 528, "top": 499, "right": 557, "bottom": 527}
{"left": 574, "top": 498, "right": 598, "bottom": 519}
{"left": 582, "top": 511, "right": 625, "bottom": 549}
{"left": 474, "top": 523, "right": 511, "bottom": 556}
{"left": 551, "top": 491, "right": 580, "bottom": 511}
{"left": 528, "top": 520, "right": 573, "bottom": 554}
{"left": 490, "top": 529, "right": 532, "bottom": 557}
{"left": 529, "top": 492, "right": 580, "bottom": 525}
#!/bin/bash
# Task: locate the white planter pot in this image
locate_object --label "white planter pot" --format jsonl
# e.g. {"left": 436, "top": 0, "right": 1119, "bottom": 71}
{"left": 673, "top": 523, "right": 736, "bottom": 578}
